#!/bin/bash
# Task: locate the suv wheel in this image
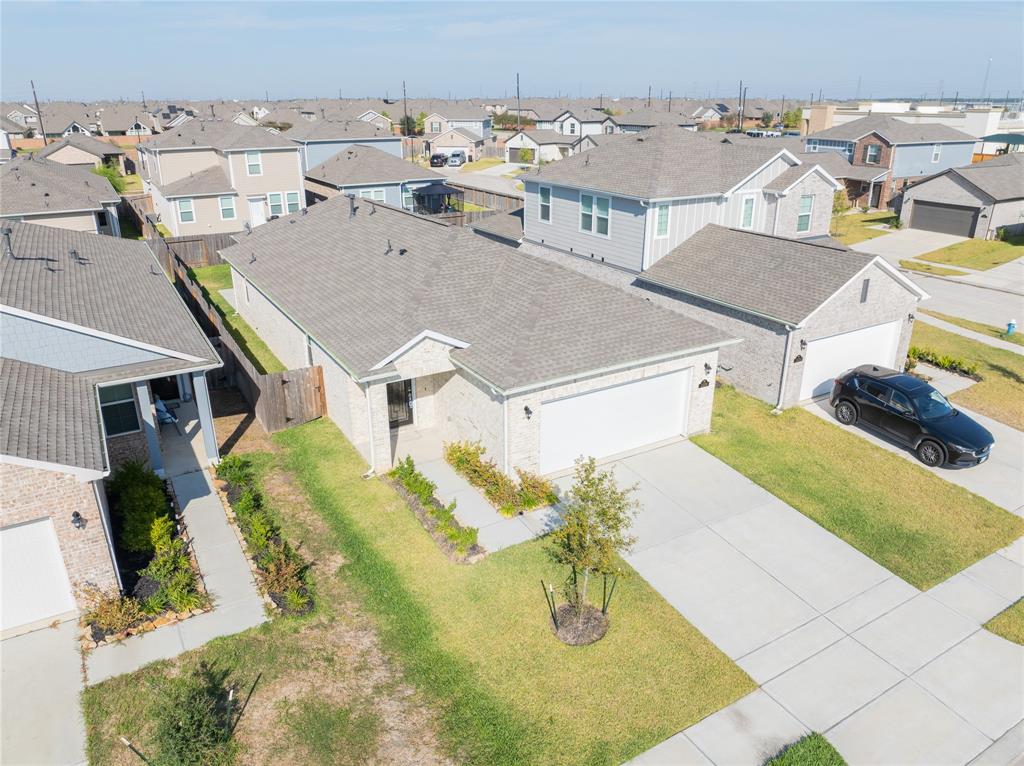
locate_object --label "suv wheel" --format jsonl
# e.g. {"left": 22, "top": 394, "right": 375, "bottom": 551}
{"left": 835, "top": 401, "right": 858, "bottom": 425}
{"left": 917, "top": 440, "right": 945, "bottom": 467}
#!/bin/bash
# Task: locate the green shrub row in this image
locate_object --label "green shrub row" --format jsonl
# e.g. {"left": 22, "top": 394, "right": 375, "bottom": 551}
{"left": 908, "top": 346, "right": 982, "bottom": 380}
{"left": 443, "top": 441, "right": 558, "bottom": 516}
{"left": 215, "top": 455, "right": 313, "bottom": 615}
{"left": 390, "top": 457, "right": 478, "bottom": 554}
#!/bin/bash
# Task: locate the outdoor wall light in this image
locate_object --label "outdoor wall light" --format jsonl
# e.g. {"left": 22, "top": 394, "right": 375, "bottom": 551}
{"left": 704, "top": 362, "right": 712, "bottom": 374}
{"left": 908, "top": 313, "right": 915, "bottom": 323}
{"left": 524, "top": 405, "right": 533, "bottom": 419}
{"left": 71, "top": 511, "right": 86, "bottom": 530}
{"left": 799, "top": 338, "right": 807, "bottom": 349}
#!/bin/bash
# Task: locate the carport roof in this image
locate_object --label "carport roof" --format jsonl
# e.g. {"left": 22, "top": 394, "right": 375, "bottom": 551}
{"left": 220, "top": 196, "right": 733, "bottom": 391}
{"left": 638, "top": 225, "right": 925, "bottom": 326}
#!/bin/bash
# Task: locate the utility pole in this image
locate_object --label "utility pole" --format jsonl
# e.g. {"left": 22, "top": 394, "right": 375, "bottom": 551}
{"left": 265, "top": 89, "right": 269, "bottom": 102}
{"left": 402, "top": 80, "right": 409, "bottom": 148}
{"left": 141, "top": 89, "right": 147, "bottom": 109}
{"left": 516, "top": 72, "right": 521, "bottom": 132}
{"left": 818, "top": 87, "right": 823, "bottom": 103}
{"left": 737, "top": 80, "right": 743, "bottom": 129}
{"left": 31, "top": 80, "right": 47, "bottom": 146}
{"left": 647, "top": 84, "right": 652, "bottom": 108}
{"left": 855, "top": 75, "right": 861, "bottom": 101}
{"left": 780, "top": 94, "right": 786, "bottom": 125}
{"left": 668, "top": 91, "right": 672, "bottom": 112}
{"left": 740, "top": 86, "right": 748, "bottom": 129}
{"left": 980, "top": 58, "right": 992, "bottom": 102}
{"left": 953, "top": 90, "right": 960, "bottom": 109}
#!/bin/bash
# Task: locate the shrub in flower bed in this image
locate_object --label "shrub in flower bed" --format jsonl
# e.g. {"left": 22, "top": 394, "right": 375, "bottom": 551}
{"left": 215, "top": 455, "right": 313, "bottom": 615}
{"left": 389, "top": 457, "right": 481, "bottom": 559}
{"left": 908, "top": 347, "right": 981, "bottom": 380}
{"left": 444, "top": 441, "right": 559, "bottom": 516}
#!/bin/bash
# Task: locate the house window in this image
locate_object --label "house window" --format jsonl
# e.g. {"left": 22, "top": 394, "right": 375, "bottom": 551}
{"left": 245, "top": 150, "right": 262, "bottom": 176}
{"left": 402, "top": 187, "right": 415, "bottom": 210}
{"left": 605, "top": 124, "right": 613, "bottom": 134}
{"left": 286, "top": 191, "right": 301, "bottom": 213}
{"left": 268, "top": 192, "right": 284, "bottom": 216}
{"left": 580, "top": 193, "right": 610, "bottom": 236}
{"left": 569, "top": 122, "right": 576, "bottom": 134}
{"left": 358, "top": 188, "right": 386, "bottom": 202}
{"left": 807, "top": 141, "right": 819, "bottom": 152}
{"left": 177, "top": 198, "right": 195, "bottom": 223}
{"left": 539, "top": 186, "right": 552, "bottom": 222}
{"left": 863, "top": 144, "right": 881, "bottom": 164}
{"left": 219, "top": 196, "right": 236, "bottom": 220}
{"left": 740, "top": 196, "right": 755, "bottom": 229}
{"left": 430, "top": 121, "right": 440, "bottom": 133}
{"left": 797, "top": 194, "right": 814, "bottom": 233}
{"left": 860, "top": 278, "right": 871, "bottom": 303}
{"left": 99, "top": 383, "right": 140, "bottom": 436}
{"left": 96, "top": 211, "right": 108, "bottom": 228}
{"left": 931, "top": 144, "right": 942, "bottom": 163}
{"left": 655, "top": 203, "right": 669, "bottom": 237}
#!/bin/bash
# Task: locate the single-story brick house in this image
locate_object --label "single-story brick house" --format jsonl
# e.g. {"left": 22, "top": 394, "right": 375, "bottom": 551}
{"left": 222, "top": 196, "right": 734, "bottom": 477}
{"left": 504, "top": 130, "right": 581, "bottom": 164}
{"left": 0, "top": 224, "right": 221, "bottom": 637}
{"left": 426, "top": 127, "right": 495, "bottom": 161}
{"left": 900, "top": 152, "right": 1024, "bottom": 239}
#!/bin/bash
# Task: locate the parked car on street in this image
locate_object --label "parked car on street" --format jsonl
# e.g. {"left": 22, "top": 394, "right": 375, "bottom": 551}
{"left": 446, "top": 150, "right": 467, "bottom": 167}
{"left": 830, "top": 365, "right": 994, "bottom": 467}
{"left": 429, "top": 153, "right": 448, "bottom": 167}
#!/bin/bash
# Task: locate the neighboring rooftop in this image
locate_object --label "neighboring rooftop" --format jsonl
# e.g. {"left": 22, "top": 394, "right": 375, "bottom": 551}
{"left": 141, "top": 120, "right": 295, "bottom": 151}
{"left": 430, "top": 104, "right": 490, "bottom": 120}
{"left": 284, "top": 119, "right": 396, "bottom": 143}
{"left": 306, "top": 144, "right": 442, "bottom": 188}
{"left": 37, "top": 132, "right": 125, "bottom": 160}
{"left": 528, "top": 126, "right": 791, "bottom": 199}
{"left": 810, "top": 115, "right": 976, "bottom": 144}
{"left": 939, "top": 152, "right": 1024, "bottom": 201}
{"left": 220, "top": 197, "right": 731, "bottom": 389}
{"left": 515, "top": 129, "right": 578, "bottom": 145}
{"left": 638, "top": 224, "right": 884, "bottom": 326}
{"left": 469, "top": 208, "right": 525, "bottom": 243}
{"left": 159, "top": 165, "right": 235, "bottom": 197}
{"left": 616, "top": 109, "right": 699, "bottom": 128}
{"left": 0, "top": 222, "right": 218, "bottom": 363}
{"left": 0, "top": 156, "right": 119, "bottom": 217}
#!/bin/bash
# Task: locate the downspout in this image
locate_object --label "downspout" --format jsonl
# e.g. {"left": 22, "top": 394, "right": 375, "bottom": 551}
{"left": 92, "top": 481, "right": 123, "bottom": 591}
{"left": 774, "top": 328, "right": 795, "bottom": 412}
{"left": 363, "top": 383, "right": 376, "bottom": 476}
{"left": 772, "top": 194, "right": 782, "bottom": 235}
{"left": 639, "top": 200, "right": 650, "bottom": 271}
{"left": 502, "top": 396, "right": 510, "bottom": 476}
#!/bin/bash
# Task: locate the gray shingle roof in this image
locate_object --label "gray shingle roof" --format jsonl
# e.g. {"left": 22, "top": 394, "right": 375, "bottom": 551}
{"left": 142, "top": 120, "right": 296, "bottom": 151}
{"left": 469, "top": 208, "right": 524, "bottom": 243}
{"left": 306, "top": 144, "right": 442, "bottom": 188}
{"left": 0, "top": 156, "right": 119, "bottom": 217}
{"left": 616, "top": 109, "right": 698, "bottom": 127}
{"left": 284, "top": 120, "right": 396, "bottom": 142}
{"left": 530, "top": 126, "right": 788, "bottom": 200}
{"left": 943, "top": 152, "right": 1024, "bottom": 201}
{"left": 37, "top": 133, "right": 125, "bottom": 161}
{"left": 810, "top": 115, "right": 975, "bottom": 145}
{"left": 220, "top": 197, "right": 731, "bottom": 390}
{"left": 1, "top": 223, "right": 218, "bottom": 363}
{"left": 638, "top": 225, "right": 877, "bottom": 326}
{"left": 430, "top": 105, "right": 489, "bottom": 120}
{"left": 516, "top": 130, "right": 577, "bottom": 145}
{"left": 0, "top": 357, "right": 105, "bottom": 472}
{"left": 159, "top": 165, "right": 234, "bottom": 198}
{"left": 793, "top": 151, "right": 889, "bottom": 182}
{"left": 440, "top": 127, "right": 483, "bottom": 142}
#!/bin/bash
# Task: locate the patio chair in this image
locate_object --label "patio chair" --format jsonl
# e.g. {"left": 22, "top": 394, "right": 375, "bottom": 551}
{"left": 155, "top": 397, "right": 183, "bottom": 436}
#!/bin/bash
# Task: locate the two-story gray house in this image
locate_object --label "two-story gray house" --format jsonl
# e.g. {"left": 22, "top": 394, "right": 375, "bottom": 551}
{"left": 285, "top": 120, "right": 403, "bottom": 172}
{"left": 520, "top": 127, "right": 841, "bottom": 273}
{"left": 805, "top": 115, "right": 977, "bottom": 208}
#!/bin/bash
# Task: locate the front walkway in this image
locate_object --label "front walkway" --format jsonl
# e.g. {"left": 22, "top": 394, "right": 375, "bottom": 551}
{"left": 609, "top": 441, "right": 1023, "bottom": 765}
{"left": 87, "top": 470, "right": 266, "bottom": 684}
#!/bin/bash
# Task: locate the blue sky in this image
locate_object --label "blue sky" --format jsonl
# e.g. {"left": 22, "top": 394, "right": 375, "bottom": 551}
{"left": 2, "top": 2, "right": 1021, "bottom": 103}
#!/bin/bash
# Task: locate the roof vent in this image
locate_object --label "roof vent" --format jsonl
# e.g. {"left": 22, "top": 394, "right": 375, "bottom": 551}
{"left": 348, "top": 195, "right": 357, "bottom": 217}
{"left": 399, "top": 247, "right": 408, "bottom": 256}
{"left": 385, "top": 238, "right": 393, "bottom": 254}
{"left": 1, "top": 226, "right": 13, "bottom": 258}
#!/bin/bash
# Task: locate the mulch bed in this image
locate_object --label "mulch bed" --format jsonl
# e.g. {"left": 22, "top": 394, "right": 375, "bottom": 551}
{"left": 551, "top": 603, "right": 609, "bottom": 646}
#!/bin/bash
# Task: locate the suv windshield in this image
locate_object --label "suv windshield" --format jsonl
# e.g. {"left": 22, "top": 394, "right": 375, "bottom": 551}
{"left": 911, "top": 388, "right": 955, "bottom": 420}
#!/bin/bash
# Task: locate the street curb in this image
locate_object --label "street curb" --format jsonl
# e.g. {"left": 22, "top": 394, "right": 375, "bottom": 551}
{"left": 896, "top": 267, "right": 1024, "bottom": 298}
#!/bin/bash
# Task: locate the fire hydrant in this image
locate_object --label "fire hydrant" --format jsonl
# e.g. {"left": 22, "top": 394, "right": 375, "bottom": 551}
{"left": 1008, "top": 319, "right": 1017, "bottom": 337}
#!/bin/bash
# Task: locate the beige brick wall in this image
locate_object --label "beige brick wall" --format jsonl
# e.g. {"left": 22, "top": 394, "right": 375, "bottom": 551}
{"left": 507, "top": 351, "right": 718, "bottom": 474}
{"left": 434, "top": 370, "right": 504, "bottom": 467}
{"left": 392, "top": 337, "right": 457, "bottom": 379}
{"left": 106, "top": 431, "right": 151, "bottom": 471}
{"left": 775, "top": 173, "right": 835, "bottom": 239}
{"left": 232, "top": 268, "right": 309, "bottom": 369}
{"left": 0, "top": 463, "right": 118, "bottom": 605}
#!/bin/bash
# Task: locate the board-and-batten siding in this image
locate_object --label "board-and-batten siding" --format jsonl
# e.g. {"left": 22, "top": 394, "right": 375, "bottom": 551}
{"left": 522, "top": 180, "right": 646, "bottom": 271}
{"left": 734, "top": 156, "right": 793, "bottom": 193}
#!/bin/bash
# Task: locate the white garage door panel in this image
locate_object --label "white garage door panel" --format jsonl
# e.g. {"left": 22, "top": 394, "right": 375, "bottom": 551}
{"left": 800, "top": 321, "right": 901, "bottom": 400}
{"left": 539, "top": 369, "right": 690, "bottom": 474}
{"left": 1, "top": 519, "right": 77, "bottom": 632}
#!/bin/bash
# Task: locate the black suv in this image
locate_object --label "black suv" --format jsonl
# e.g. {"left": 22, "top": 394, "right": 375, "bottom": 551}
{"left": 830, "top": 365, "right": 994, "bottom": 467}
{"left": 429, "top": 153, "right": 448, "bottom": 167}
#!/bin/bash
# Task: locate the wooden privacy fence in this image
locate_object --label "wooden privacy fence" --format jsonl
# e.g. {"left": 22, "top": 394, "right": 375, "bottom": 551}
{"left": 447, "top": 181, "right": 523, "bottom": 212}
{"left": 172, "top": 258, "right": 326, "bottom": 433}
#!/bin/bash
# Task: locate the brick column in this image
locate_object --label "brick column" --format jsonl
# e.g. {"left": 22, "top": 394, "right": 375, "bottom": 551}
{"left": 134, "top": 380, "right": 163, "bottom": 477}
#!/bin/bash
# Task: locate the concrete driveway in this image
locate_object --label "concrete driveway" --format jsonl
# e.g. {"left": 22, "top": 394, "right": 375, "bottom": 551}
{"left": 1, "top": 620, "right": 86, "bottom": 765}
{"left": 598, "top": 441, "right": 1024, "bottom": 765}
{"left": 804, "top": 394, "right": 1024, "bottom": 516}
{"left": 850, "top": 229, "right": 966, "bottom": 265}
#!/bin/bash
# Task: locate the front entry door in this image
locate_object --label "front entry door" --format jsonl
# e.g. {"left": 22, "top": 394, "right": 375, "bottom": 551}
{"left": 247, "top": 197, "right": 267, "bottom": 228}
{"left": 386, "top": 380, "right": 413, "bottom": 429}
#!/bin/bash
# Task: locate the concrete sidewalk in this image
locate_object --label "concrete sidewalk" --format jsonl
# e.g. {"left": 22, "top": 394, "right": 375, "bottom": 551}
{"left": 614, "top": 442, "right": 1023, "bottom": 765}
{"left": 917, "top": 312, "right": 1023, "bottom": 355}
{"left": 87, "top": 470, "right": 266, "bottom": 684}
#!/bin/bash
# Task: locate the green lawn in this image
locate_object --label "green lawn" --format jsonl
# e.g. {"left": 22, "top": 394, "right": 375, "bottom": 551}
{"left": 899, "top": 259, "right": 967, "bottom": 277}
{"left": 460, "top": 157, "right": 504, "bottom": 172}
{"left": 272, "top": 419, "right": 754, "bottom": 766}
{"left": 985, "top": 598, "right": 1024, "bottom": 645}
{"left": 190, "top": 264, "right": 286, "bottom": 374}
{"left": 831, "top": 211, "right": 899, "bottom": 245}
{"left": 764, "top": 733, "right": 846, "bottom": 766}
{"left": 919, "top": 234, "right": 1024, "bottom": 271}
{"left": 118, "top": 215, "right": 144, "bottom": 240}
{"left": 920, "top": 309, "right": 1023, "bottom": 347}
{"left": 693, "top": 387, "right": 1024, "bottom": 589}
{"left": 912, "top": 322, "right": 1024, "bottom": 430}
{"left": 122, "top": 173, "right": 143, "bottom": 194}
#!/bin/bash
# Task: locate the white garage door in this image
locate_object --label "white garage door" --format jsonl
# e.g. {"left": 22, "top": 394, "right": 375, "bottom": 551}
{"left": 2, "top": 519, "right": 77, "bottom": 634}
{"left": 539, "top": 369, "right": 691, "bottom": 474}
{"left": 799, "top": 321, "right": 901, "bottom": 400}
